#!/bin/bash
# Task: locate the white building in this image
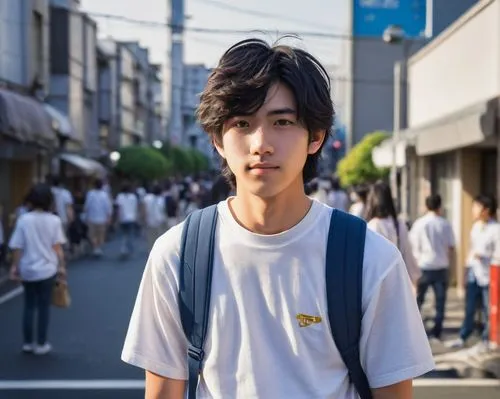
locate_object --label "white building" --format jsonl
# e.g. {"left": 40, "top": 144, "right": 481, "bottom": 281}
{"left": 385, "top": 0, "right": 500, "bottom": 290}
{"left": 182, "top": 64, "right": 213, "bottom": 159}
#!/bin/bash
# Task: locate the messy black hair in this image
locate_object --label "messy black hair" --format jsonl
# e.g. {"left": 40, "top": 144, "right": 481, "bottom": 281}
{"left": 197, "top": 38, "right": 334, "bottom": 187}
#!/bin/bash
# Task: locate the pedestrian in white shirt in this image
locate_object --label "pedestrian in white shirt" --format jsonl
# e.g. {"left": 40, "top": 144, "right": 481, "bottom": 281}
{"left": 446, "top": 195, "right": 500, "bottom": 350}
{"left": 84, "top": 179, "right": 113, "bottom": 256}
{"left": 327, "top": 177, "right": 349, "bottom": 211}
{"left": 8, "top": 183, "right": 66, "bottom": 355}
{"left": 142, "top": 185, "right": 167, "bottom": 249}
{"left": 115, "top": 184, "right": 139, "bottom": 257}
{"left": 121, "top": 39, "right": 433, "bottom": 398}
{"left": 366, "top": 181, "right": 422, "bottom": 284}
{"left": 410, "top": 194, "right": 456, "bottom": 341}
{"left": 50, "top": 177, "right": 74, "bottom": 231}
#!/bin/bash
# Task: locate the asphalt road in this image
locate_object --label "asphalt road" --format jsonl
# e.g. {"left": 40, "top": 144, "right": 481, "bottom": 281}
{"left": 0, "top": 238, "right": 498, "bottom": 399}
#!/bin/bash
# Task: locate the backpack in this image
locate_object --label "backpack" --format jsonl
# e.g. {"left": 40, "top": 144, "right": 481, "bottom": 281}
{"left": 179, "top": 205, "right": 372, "bottom": 399}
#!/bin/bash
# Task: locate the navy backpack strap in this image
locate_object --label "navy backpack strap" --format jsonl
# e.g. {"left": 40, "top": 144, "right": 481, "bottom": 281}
{"left": 178, "top": 205, "right": 218, "bottom": 399}
{"left": 326, "top": 209, "right": 372, "bottom": 399}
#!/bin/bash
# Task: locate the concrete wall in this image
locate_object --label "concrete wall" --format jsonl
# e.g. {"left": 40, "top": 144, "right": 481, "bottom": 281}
{"left": 408, "top": 0, "right": 500, "bottom": 127}
{"left": 0, "top": 0, "right": 50, "bottom": 91}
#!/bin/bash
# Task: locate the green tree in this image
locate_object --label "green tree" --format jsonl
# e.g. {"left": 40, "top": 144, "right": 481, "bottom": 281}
{"left": 160, "top": 143, "right": 211, "bottom": 175}
{"left": 337, "top": 131, "right": 390, "bottom": 187}
{"left": 115, "top": 146, "right": 171, "bottom": 181}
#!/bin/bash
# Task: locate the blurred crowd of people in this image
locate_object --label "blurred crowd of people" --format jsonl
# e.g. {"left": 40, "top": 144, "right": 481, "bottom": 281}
{"left": 308, "top": 176, "right": 499, "bottom": 351}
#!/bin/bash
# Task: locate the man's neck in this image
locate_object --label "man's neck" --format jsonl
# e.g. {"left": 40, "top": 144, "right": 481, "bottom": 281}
{"left": 229, "top": 185, "right": 311, "bottom": 235}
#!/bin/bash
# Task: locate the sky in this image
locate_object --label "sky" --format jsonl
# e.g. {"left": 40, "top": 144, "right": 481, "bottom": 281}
{"left": 80, "top": 0, "right": 349, "bottom": 69}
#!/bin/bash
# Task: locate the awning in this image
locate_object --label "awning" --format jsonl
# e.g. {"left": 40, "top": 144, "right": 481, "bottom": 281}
{"left": 60, "top": 153, "right": 107, "bottom": 177}
{"left": 372, "top": 130, "right": 417, "bottom": 168}
{"left": 414, "top": 97, "right": 499, "bottom": 156}
{"left": 0, "top": 88, "right": 56, "bottom": 146}
{"left": 44, "top": 103, "right": 78, "bottom": 140}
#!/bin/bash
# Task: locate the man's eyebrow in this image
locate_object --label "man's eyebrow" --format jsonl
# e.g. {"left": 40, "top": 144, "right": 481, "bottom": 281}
{"left": 267, "top": 107, "right": 296, "bottom": 116}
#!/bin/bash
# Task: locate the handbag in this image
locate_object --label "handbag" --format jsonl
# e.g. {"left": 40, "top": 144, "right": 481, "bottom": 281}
{"left": 52, "top": 279, "right": 71, "bottom": 308}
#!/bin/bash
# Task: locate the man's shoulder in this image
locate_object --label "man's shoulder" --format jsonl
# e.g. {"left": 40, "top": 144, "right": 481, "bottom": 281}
{"left": 150, "top": 220, "right": 187, "bottom": 264}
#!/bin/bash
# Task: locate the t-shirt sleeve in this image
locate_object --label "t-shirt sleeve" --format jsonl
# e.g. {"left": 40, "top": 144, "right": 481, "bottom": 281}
{"left": 53, "top": 217, "right": 67, "bottom": 245}
{"left": 8, "top": 220, "right": 25, "bottom": 249}
{"left": 360, "top": 251, "right": 434, "bottom": 388}
{"left": 121, "top": 227, "right": 188, "bottom": 379}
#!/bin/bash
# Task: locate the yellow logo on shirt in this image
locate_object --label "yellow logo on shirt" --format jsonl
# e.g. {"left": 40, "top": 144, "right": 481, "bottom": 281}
{"left": 296, "top": 313, "right": 322, "bottom": 328}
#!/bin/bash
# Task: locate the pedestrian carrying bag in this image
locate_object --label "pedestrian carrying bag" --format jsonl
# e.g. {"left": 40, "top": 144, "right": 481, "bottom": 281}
{"left": 179, "top": 205, "right": 372, "bottom": 399}
{"left": 52, "top": 279, "right": 71, "bottom": 308}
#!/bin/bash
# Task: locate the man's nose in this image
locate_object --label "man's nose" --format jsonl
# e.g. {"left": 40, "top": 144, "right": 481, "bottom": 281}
{"left": 249, "top": 126, "right": 274, "bottom": 155}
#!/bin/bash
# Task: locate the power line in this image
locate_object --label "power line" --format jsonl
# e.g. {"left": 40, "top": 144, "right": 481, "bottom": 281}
{"left": 86, "top": 11, "right": 374, "bottom": 41}
{"left": 192, "top": 0, "right": 339, "bottom": 32}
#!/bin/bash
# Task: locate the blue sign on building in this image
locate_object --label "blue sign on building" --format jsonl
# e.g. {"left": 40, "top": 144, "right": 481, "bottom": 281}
{"left": 353, "top": 0, "right": 427, "bottom": 38}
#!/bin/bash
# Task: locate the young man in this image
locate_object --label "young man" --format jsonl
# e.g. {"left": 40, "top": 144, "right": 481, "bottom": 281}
{"left": 410, "top": 194, "right": 456, "bottom": 342}
{"left": 122, "top": 39, "right": 434, "bottom": 398}
{"left": 446, "top": 195, "right": 499, "bottom": 350}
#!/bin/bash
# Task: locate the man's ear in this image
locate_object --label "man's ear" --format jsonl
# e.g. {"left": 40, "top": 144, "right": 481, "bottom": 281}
{"left": 307, "top": 130, "right": 326, "bottom": 155}
{"left": 213, "top": 137, "right": 225, "bottom": 159}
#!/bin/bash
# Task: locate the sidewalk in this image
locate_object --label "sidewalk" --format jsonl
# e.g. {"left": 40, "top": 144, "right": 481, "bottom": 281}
{"left": 422, "top": 288, "right": 500, "bottom": 378}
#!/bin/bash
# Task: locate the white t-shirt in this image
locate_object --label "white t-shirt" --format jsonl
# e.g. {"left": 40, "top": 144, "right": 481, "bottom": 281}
{"left": 8, "top": 211, "right": 66, "bottom": 281}
{"left": 466, "top": 219, "right": 500, "bottom": 287}
{"left": 367, "top": 217, "right": 421, "bottom": 283}
{"left": 51, "top": 187, "right": 73, "bottom": 224}
{"left": 84, "top": 189, "right": 112, "bottom": 224}
{"left": 142, "top": 193, "right": 166, "bottom": 228}
{"left": 116, "top": 193, "right": 139, "bottom": 223}
{"left": 409, "top": 213, "right": 455, "bottom": 270}
{"left": 122, "top": 199, "right": 434, "bottom": 398}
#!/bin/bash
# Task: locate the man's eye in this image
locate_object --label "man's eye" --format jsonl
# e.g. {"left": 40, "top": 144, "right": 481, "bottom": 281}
{"left": 275, "top": 119, "right": 294, "bottom": 126}
{"left": 233, "top": 120, "right": 249, "bottom": 128}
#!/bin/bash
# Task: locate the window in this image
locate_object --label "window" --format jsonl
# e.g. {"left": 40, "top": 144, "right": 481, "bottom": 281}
{"left": 481, "top": 150, "right": 497, "bottom": 197}
{"left": 32, "top": 11, "right": 43, "bottom": 81}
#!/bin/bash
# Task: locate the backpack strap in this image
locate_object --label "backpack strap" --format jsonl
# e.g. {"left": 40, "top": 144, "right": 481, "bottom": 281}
{"left": 326, "top": 209, "right": 372, "bottom": 399}
{"left": 178, "top": 205, "right": 218, "bottom": 399}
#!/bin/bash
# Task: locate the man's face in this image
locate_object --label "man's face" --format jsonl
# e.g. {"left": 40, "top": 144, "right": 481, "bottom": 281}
{"left": 215, "top": 83, "right": 325, "bottom": 199}
{"left": 472, "top": 201, "right": 488, "bottom": 221}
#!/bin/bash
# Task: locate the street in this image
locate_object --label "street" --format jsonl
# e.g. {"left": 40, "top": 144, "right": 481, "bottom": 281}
{"left": 0, "top": 239, "right": 499, "bottom": 399}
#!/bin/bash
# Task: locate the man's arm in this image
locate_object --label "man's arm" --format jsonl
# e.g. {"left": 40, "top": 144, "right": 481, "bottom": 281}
{"left": 145, "top": 371, "right": 185, "bottom": 399}
{"left": 373, "top": 380, "right": 413, "bottom": 399}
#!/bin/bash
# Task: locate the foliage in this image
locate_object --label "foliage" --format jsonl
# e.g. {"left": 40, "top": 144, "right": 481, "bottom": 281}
{"left": 160, "top": 142, "right": 211, "bottom": 175}
{"left": 337, "top": 131, "right": 390, "bottom": 187}
{"left": 115, "top": 146, "right": 171, "bottom": 181}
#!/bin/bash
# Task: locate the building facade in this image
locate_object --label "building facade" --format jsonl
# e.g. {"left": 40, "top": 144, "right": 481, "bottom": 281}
{"left": 402, "top": 0, "right": 500, "bottom": 289}
{"left": 182, "top": 64, "right": 213, "bottom": 159}
{"left": 0, "top": 0, "right": 56, "bottom": 244}
{"left": 340, "top": 0, "right": 480, "bottom": 150}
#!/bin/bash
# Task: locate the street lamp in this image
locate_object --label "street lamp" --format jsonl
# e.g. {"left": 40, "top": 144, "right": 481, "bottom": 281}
{"left": 152, "top": 140, "right": 163, "bottom": 150}
{"left": 109, "top": 151, "right": 121, "bottom": 165}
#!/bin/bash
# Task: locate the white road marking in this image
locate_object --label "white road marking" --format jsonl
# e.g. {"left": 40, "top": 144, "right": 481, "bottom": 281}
{"left": 0, "top": 286, "right": 23, "bottom": 305}
{"left": 0, "top": 379, "right": 498, "bottom": 390}
{"left": 413, "top": 378, "right": 500, "bottom": 387}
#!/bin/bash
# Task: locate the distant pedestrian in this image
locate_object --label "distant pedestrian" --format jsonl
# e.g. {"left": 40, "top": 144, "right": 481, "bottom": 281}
{"left": 446, "top": 194, "right": 500, "bottom": 350}
{"left": 327, "top": 177, "right": 348, "bottom": 211}
{"left": 349, "top": 185, "right": 369, "bottom": 219}
{"left": 84, "top": 179, "right": 113, "bottom": 257}
{"left": 365, "top": 180, "right": 421, "bottom": 285}
{"left": 115, "top": 184, "right": 139, "bottom": 257}
{"left": 8, "top": 183, "right": 66, "bottom": 355}
{"left": 142, "top": 185, "right": 167, "bottom": 249}
{"left": 50, "top": 177, "right": 74, "bottom": 233}
{"left": 410, "top": 194, "right": 456, "bottom": 342}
